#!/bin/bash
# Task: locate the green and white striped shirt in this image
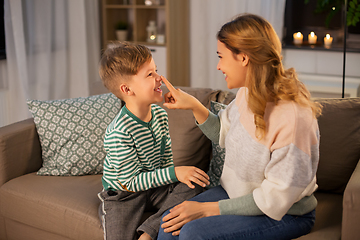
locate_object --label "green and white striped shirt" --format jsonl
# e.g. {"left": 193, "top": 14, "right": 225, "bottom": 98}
{"left": 102, "top": 104, "right": 177, "bottom": 192}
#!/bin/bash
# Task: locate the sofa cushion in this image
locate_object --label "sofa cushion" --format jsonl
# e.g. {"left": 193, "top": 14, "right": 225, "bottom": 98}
{"left": 314, "top": 98, "right": 360, "bottom": 193}
{"left": 0, "top": 173, "right": 103, "bottom": 240}
{"left": 27, "top": 93, "right": 121, "bottom": 176}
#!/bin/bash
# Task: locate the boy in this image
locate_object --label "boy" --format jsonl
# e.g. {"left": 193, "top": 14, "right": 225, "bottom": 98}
{"left": 97, "top": 42, "right": 209, "bottom": 240}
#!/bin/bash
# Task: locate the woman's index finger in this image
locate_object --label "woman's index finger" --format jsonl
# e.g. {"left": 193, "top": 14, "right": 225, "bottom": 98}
{"left": 161, "top": 76, "right": 176, "bottom": 92}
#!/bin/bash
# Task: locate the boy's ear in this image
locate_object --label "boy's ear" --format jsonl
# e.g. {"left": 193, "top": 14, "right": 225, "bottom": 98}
{"left": 120, "top": 84, "right": 133, "bottom": 96}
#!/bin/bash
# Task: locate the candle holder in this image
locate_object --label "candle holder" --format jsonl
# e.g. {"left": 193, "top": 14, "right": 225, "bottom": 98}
{"left": 146, "top": 21, "right": 157, "bottom": 43}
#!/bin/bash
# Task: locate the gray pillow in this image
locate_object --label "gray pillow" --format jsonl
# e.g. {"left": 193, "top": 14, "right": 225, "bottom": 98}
{"left": 27, "top": 93, "right": 121, "bottom": 176}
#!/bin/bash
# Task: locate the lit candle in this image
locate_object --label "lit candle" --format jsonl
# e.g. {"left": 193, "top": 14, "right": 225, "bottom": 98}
{"left": 293, "top": 32, "right": 303, "bottom": 45}
{"left": 308, "top": 31, "right": 317, "bottom": 44}
{"left": 324, "top": 34, "right": 333, "bottom": 48}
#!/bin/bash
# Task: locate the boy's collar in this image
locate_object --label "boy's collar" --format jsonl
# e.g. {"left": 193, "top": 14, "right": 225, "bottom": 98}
{"left": 122, "top": 104, "right": 155, "bottom": 127}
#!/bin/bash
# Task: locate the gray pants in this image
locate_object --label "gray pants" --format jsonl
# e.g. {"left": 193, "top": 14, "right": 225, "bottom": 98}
{"left": 98, "top": 183, "right": 203, "bottom": 240}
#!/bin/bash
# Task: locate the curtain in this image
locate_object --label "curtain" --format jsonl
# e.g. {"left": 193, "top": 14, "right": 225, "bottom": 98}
{"left": 0, "top": 0, "right": 100, "bottom": 127}
{"left": 189, "top": 0, "right": 286, "bottom": 91}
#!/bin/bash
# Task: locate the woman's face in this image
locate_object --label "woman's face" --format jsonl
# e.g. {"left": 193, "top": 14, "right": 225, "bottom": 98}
{"left": 216, "top": 40, "right": 248, "bottom": 89}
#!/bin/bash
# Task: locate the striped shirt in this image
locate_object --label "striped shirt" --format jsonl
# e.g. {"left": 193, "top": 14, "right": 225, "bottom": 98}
{"left": 102, "top": 104, "right": 177, "bottom": 192}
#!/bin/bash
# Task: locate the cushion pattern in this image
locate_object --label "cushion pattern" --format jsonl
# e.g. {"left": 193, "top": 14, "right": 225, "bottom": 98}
{"left": 207, "top": 101, "right": 227, "bottom": 188}
{"left": 27, "top": 93, "right": 121, "bottom": 176}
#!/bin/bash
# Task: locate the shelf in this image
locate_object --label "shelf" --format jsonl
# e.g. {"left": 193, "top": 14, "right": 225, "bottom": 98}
{"left": 105, "top": 5, "right": 165, "bottom": 9}
{"left": 282, "top": 41, "right": 360, "bottom": 53}
{"left": 101, "top": 0, "right": 190, "bottom": 86}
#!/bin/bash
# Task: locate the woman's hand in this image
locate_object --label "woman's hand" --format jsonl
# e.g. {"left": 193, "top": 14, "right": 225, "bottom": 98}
{"left": 161, "top": 76, "right": 209, "bottom": 124}
{"left": 161, "top": 76, "right": 199, "bottom": 110}
{"left": 161, "top": 201, "right": 220, "bottom": 236}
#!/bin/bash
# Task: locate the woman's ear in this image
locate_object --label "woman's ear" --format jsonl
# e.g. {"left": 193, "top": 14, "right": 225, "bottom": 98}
{"left": 241, "top": 53, "right": 249, "bottom": 67}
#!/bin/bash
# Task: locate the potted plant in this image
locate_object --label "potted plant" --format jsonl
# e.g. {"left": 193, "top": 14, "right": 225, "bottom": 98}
{"left": 305, "top": 0, "right": 360, "bottom": 28}
{"left": 115, "top": 21, "right": 128, "bottom": 41}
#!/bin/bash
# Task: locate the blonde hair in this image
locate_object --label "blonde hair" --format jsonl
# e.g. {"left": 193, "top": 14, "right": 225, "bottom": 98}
{"left": 217, "top": 14, "right": 322, "bottom": 139}
{"left": 99, "top": 42, "right": 152, "bottom": 98}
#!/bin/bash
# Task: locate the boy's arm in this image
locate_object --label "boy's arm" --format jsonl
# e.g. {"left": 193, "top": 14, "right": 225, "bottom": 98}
{"left": 108, "top": 139, "right": 209, "bottom": 191}
{"left": 107, "top": 132, "right": 178, "bottom": 192}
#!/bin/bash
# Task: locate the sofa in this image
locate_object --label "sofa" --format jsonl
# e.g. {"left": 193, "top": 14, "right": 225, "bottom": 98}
{"left": 0, "top": 86, "right": 359, "bottom": 240}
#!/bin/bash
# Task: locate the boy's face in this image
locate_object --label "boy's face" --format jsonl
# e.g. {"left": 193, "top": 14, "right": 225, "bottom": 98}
{"left": 127, "top": 58, "right": 163, "bottom": 105}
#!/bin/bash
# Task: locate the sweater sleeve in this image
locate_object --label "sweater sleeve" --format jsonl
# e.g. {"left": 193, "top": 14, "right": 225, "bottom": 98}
{"left": 197, "top": 100, "right": 235, "bottom": 146}
{"left": 197, "top": 111, "right": 221, "bottom": 143}
{"left": 219, "top": 193, "right": 263, "bottom": 216}
{"left": 218, "top": 192, "right": 318, "bottom": 217}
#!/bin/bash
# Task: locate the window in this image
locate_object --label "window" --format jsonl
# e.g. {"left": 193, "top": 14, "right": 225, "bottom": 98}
{"left": 283, "top": 0, "right": 360, "bottom": 51}
{"left": 0, "top": 0, "right": 5, "bottom": 60}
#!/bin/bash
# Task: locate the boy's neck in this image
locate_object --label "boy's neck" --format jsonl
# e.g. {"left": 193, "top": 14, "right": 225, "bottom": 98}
{"left": 125, "top": 103, "right": 152, "bottom": 122}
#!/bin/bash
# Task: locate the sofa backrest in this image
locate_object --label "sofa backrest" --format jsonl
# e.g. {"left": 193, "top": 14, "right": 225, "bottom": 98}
{"left": 0, "top": 118, "right": 42, "bottom": 187}
{"left": 314, "top": 97, "right": 360, "bottom": 194}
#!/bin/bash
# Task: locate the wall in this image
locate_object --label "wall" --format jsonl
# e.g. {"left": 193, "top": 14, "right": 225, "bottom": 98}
{"left": 283, "top": 49, "right": 360, "bottom": 98}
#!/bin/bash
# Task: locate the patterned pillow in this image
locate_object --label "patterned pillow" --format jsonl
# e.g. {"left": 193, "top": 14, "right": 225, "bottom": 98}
{"left": 27, "top": 93, "right": 121, "bottom": 176}
{"left": 207, "top": 101, "right": 227, "bottom": 188}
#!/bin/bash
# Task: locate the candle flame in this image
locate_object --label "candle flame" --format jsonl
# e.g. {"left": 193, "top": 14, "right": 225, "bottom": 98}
{"left": 296, "top": 32, "right": 301, "bottom": 37}
{"left": 326, "top": 34, "right": 330, "bottom": 39}
{"left": 310, "top": 32, "right": 315, "bottom": 37}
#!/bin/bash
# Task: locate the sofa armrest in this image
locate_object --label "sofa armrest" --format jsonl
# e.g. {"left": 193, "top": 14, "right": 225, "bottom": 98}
{"left": 342, "top": 159, "right": 360, "bottom": 240}
{"left": 0, "top": 118, "right": 42, "bottom": 187}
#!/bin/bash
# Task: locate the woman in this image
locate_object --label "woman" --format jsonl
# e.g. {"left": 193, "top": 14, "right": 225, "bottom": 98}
{"left": 157, "top": 14, "right": 322, "bottom": 240}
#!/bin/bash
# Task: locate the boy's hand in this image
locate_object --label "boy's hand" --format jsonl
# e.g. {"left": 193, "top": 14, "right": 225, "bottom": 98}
{"left": 174, "top": 166, "right": 210, "bottom": 189}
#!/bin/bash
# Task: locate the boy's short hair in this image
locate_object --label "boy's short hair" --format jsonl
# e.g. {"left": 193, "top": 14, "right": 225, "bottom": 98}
{"left": 99, "top": 42, "right": 152, "bottom": 98}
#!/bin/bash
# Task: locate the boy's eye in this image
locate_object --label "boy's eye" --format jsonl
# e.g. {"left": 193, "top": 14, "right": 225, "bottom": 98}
{"left": 148, "top": 70, "right": 158, "bottom": 77}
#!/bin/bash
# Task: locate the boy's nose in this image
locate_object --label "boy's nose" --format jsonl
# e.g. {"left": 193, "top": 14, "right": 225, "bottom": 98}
{"left": 155, "top": 74, "right": 162, "bottom": 82}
